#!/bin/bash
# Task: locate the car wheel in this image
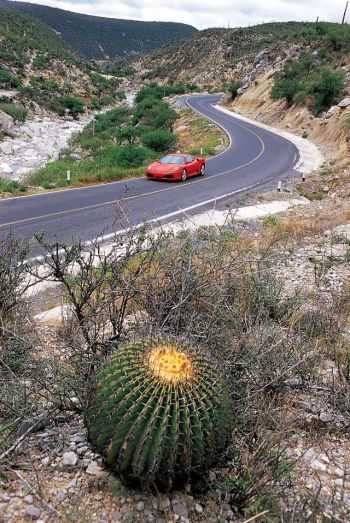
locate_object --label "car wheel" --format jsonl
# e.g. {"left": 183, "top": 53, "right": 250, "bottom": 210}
{"left": 200, "top": 164, "right": 205, "bottom": 176}
{"left": 181, "top": 169, "right": 187, "bottom": 182}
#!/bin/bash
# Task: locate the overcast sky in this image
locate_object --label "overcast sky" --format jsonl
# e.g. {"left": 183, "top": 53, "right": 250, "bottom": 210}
{"left": 18, "top": 0, "right": 349, "bottom": 28}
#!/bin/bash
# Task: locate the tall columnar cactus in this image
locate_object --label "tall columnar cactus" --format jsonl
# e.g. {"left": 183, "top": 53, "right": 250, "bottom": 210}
{"left": 85, "top": 339, "right": 233, "bottom": 488}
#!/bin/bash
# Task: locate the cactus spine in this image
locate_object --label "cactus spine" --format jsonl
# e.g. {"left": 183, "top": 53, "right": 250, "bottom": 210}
{"left": 85, "top": 339, "right": 233, "bottom": 488}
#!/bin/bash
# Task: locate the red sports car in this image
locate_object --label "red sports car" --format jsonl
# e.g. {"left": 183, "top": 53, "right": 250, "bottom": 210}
{"left": 146, "top": 153, "right": 206, "bottom": 181}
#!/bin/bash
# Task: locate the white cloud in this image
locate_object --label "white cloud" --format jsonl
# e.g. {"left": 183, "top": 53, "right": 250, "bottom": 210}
{"left": 17, "top": 0, "right": 349, "bottom": 28}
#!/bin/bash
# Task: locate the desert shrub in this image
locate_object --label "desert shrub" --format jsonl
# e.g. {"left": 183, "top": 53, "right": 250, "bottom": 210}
{"left": 228, "top": 79, "right": 243, "bottom": 100}
{"left": 162, "top": 82, "right": 186, "bottom": 96}
{"left": 0, "top": 103, "right": 27, "bottom": 122}
{"left": 58, "top": 96, "right": 84, "bottom": 118}
{"left": 141, "top": 129, "right": 178, "bottom": 152}
{"left": 0, "top": 69, "right": 20, "bottom": 88}
{"left": 312, "top": 68, "right": 344, "bottom": 113}
{"left": 271, "top": 53, "right": 345, "bottom": 113}
{"left": 0, "top": 234, "right": 42, "bottom": 453}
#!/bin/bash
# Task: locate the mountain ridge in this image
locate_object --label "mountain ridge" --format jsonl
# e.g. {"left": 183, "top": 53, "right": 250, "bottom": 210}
{"left": 0, "top": 0, "right": 198, "bottom": 59}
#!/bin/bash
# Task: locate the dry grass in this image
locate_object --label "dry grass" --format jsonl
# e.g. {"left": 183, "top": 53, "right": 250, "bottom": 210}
{"left": 175, "top": 109, "right": 229, "bottom": 156}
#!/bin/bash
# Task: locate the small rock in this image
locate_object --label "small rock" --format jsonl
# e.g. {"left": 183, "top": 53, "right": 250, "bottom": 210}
{"left": 136, "top": 501, "right": 145, "bottom": 511}
{"left": 77, "top": 446, "right": 88, "bottom": 455}
{"left": 24, "top": 505, "right": 41, "bottom": 520}
{"left": 55, "top": 489, "right": 66, "bottom": 502}
{"left": 0, "top": 142, "right": 13, "bottom": 155}
{"left": 322, "top": 186, "right": 329, "bottom": 193}
{"left": 24, "top": 495, "right": 34, "bottom": 504}
{"left": 311, "top": 459, "right": 327, "bottom": 473}
{"left": 70, "top": 435, "right": 86, "bottom": 443}
{"left": 62, "top": 451, "right": 78, "bottom": 466}
{"left": 86, "top": 461, "right": 106, "bottom": 477}
{"left": 172, "top": 503, "right": 188, "bottom": 518}
{"left": 41, "top": 457, "right": 49, "bottom": 466}
{"left": 209, "top": 470, "right": 216, "bottom": 482}
{"left": 161, "top": 497, "right": 171, "bottom": 509}
{"left": 338, "top": 97, "right": 350, "bottom": 108}
{"left": 319, "top": 411, "right": 332, "bottom": 422}
{"left": 195, "top": 503, "right": 203, "bottom": 513}
{"left": 0, "top": 504, "right": 8, "bottom": 514}
{"left": 16, "top": 421, "right": 35, "bottom": 436}
{"left": 112, "top": 511, "right": 122, "bottom": 522}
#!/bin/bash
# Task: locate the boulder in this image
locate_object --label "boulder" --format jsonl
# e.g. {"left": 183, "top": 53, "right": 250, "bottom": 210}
{"left": 338, "top": 97, "right": 350, "bottom": 108}
{"left": 254, "top": 50, "right": 266, "bottom": 64}
{"left": 0, "top": 142, "right": 13, "bottom": 155}
{"left": 0, "top": 109, "right": 15, "bottom": 137}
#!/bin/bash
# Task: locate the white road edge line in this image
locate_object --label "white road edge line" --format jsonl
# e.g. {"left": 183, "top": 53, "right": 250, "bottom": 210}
{"left": 214, "top": 104, "right": 324, "bottom": 174}
{"left": 27, "top": 181, "right": 258, "bottom": 264}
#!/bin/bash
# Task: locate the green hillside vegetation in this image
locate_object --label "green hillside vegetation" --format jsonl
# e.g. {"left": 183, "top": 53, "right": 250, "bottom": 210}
{"left": 0, "top": 0, "right": 198, "bottom": 60}
{"left": 0, "top": 7, "right": 124, "bottom": 117}
{"left": 27, "top": 84, "right": 186, "bottom": 189}
{"left": 271, "top": 22, "right": 349, "bottom": 114}
{"left": 0, "top": 7, "right": 79, "bottom": 72}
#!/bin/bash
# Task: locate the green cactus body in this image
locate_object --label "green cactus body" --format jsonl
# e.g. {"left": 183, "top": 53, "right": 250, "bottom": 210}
{"left": 85, "top": 339, "right": 233, "bottom": 488}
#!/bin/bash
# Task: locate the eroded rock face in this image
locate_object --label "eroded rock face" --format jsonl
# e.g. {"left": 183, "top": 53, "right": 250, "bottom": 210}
{"left": 0, "top": 109, "right": 15, "bottom": 137}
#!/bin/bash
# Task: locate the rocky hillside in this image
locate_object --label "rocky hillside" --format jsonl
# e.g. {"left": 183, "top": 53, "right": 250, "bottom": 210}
{"left": 0, "top": 0, "right": 198, "bottom": 60}
{"left": 132, "top": 22, "right": 316, "bottom": 87}
{"left": 0, "top": 8, "right": 124, "bottom": 129}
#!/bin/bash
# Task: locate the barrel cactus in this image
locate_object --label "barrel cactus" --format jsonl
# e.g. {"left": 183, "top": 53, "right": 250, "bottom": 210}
{"left": 85, "top": 339, "right": 233, "bottom": 488}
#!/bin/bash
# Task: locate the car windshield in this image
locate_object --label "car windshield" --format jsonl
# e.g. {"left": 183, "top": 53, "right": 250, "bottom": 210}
{"left": 159, "top": 155, "right": 185, "bottom": 165}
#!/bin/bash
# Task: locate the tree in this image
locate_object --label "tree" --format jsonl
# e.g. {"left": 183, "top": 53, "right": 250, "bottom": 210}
{"left": 116, "top": 126, "right": 139, "bottom": 145}
{"left": 141, "top": 129, "right": 178, "bottom": 152}
{"left": 142, "top": 104, "right": 177, "bottom": 131}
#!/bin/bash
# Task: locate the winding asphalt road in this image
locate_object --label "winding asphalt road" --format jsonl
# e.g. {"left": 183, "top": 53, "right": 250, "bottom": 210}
{"left": 0, "top": 95, "right": 299, "bottom": 251}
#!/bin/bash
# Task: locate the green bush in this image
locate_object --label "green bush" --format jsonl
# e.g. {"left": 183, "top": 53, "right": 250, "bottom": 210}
{"left": 133, "top": 98, "right": 177, "bottom": 130}
{"left": 0, "top": 178, "right": 27, "bottom": 194}
{"left": 271, "top": 78, "right": 302, "bottom": 106}
{"left": 94, "top": 107, "right": 129, "bottom": 133}
{"left": 58, "top": 96, "right": 84, "bottom": 118}
{"left": 271, "top": 52, "right": 345, "bottom": 113}
{"left": 141, "top": 129, "right": 178, "bottom": 152}
{"left": 228, "top": 79, "right": 243, "bottom": 100}
{"left": 85, "top": 338, "right": 233, "bottom": 488}
{"left": 101, "top": 145, "right": 155, "bottom": 168}
{"left": 312, "top": 68, "right": 344, "bottom": 113}
{"left": 0, "top": 69, "right": 20, "bottom": 88}
{"left": 0, "top": 103, "right": 27, "bottom": 122}
{"left": 135, "top": 83, "right": 164, "bottom": 103}
{"left": 79, "top": 137, "right": 104, "bottom": 151}
{"left": 116, "top": 125, "right": 139, "bottom": 145}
